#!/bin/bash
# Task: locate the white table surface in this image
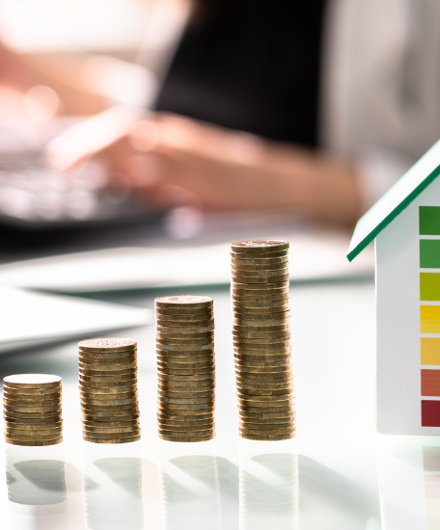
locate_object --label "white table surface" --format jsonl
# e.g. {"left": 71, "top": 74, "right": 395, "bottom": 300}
{"left": 0, "top": 280, "right": 388, "bottom": 530}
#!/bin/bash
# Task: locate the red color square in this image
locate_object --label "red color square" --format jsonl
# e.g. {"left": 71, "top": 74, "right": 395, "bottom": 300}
{"left": 422, "top": 400, "right": 440, "bottom": 427}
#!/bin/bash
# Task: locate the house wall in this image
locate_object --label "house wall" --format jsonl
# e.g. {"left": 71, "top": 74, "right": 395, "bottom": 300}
{"left": 376, "top": 176, "right": 440, "bottom": 434}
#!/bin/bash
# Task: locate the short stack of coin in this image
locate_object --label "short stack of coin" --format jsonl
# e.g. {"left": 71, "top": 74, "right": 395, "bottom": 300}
{"left": 3, "top": 374, "right": 63, "bottom": 446}
{"left": 231, "top": 240, "right": 295, "bottom": 441}
{"left": 156, "top": 296, "right": 215, "bottom": 442}
{"left": 78, "top": 338, "right": 140, "bottom": 444}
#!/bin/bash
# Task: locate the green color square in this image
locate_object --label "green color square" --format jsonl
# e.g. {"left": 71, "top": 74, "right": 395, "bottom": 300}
{"left": 420, "top": 273, "right": 440, "bottom": 301}
{"left": 420, "top": 207, "right": 440, "bottom": 235}
{"left": 420, "top": 240, "right": 440, "bottom": 268}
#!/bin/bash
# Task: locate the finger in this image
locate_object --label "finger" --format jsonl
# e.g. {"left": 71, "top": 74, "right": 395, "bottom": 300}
{"left": 46, "top": 105, "right": 142, "bottom": 170}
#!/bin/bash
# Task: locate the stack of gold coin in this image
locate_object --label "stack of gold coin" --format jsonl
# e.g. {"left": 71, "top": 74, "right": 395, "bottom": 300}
{"left": 231, "top": 240, "right": 295, "bottom": 441}
{"left": 78, "top": 338, "right": 140, "bottom": 444}
{"left": 3, "top": 374, "right": 63, "bottom": 446}
{"left": 156, "top": 296, "right": 215, "bottom": 442}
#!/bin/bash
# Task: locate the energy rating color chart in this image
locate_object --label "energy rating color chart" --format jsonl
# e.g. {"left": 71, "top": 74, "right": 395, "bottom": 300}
{"left": 420, "top": 207, "right": 440, "bottom": 426}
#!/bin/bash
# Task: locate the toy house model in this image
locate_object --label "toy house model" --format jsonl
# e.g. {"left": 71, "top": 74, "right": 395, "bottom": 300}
{"left": 348, "top": 140, "right": 440, "bottom": 434}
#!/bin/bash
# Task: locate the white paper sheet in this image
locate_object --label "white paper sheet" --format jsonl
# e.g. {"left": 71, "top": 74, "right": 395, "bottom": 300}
{"left": 0, "top": 285, "right": 152, "bottom": 352}
{"left": 0, "top": 231, "right": 374, "bottom": 293}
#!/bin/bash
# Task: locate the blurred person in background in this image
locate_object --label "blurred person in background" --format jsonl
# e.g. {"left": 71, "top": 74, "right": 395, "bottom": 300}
{"left": 4, "top": 0, "right": 440, "bottom": 226}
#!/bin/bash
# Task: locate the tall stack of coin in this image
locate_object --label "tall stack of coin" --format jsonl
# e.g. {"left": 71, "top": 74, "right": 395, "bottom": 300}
{"left": 3, "top": 374, "right": 63, "bottom": 446}
{"left": 156, "top": 296, "right": 215, "bottom": 442}
{"left": 78, "top": 338, "right": 140, "bottom": 444}
{"left": 231, "top": 240, "right": 295, "bottom": 440}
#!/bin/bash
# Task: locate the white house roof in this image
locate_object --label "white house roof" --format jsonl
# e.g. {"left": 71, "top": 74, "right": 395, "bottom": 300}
{"left": 347, "top": 139, "right": 440, "bottom": 262}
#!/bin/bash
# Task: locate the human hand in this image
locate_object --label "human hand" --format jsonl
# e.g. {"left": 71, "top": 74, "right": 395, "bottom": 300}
{"left": 47, "top": 108, "right": 362, "bottom": 223}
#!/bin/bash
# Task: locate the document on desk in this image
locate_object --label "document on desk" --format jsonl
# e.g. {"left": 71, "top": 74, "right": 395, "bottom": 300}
{"left": 0, "top": 286, "right": 152, "bottom": 353}
{"left": 0, "top": 230, "right": 374, "bottom": 293}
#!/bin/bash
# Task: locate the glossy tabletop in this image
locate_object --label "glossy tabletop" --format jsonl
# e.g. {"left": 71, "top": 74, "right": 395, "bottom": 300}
{"left": 0, "top": 280, "right": 389, "bottom": 530}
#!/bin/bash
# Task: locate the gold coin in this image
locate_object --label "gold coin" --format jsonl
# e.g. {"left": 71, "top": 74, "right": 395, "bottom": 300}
{"left": 236, "top": 374, "right": 293, "bottom": 385}
{"left": 239, "top": 432, "right": 295, "bottom": 441}
{"left": 157, "top": 329, "right": 214, "bottom": 339}
{"left": 158, "top": 389, "right": 214, "bottom": 398}
{"left": 236, "top": 381, "right": 293, "bottom": 392}
{"left": 4, "top": 418, "right": 63, "bottom": 428}
{"left": 239, "top": 416, "right": 294, "bottom": 426}
{"left": 82, "top": 413, "right": 139, "bottom": 425}
{"left": 81, "top": 403, "right": 138, "bottom": 413}
{"left": 78, "top": 338, "right": 136, "bottom": 352}
{"left": 158, "top": 372, "right": 214, "bottom": 381}
{"left": 155, "top": 295, "right": 212, "bottom": 308}
{"left": 156, "top": 336, "right": 214, "bottom": 346}
{"left": 232, "top": 256, "right": 289, "bottom": 266}
{"left": 156, "top": 342, "right": 214, "bottom": 352}
{"left": 240, "top": 415, "right": 294, "bottom": 424}
{"left": 82, "top": 435, "right": 140, "bottom": 444}
{"left": 4, "top": 374, "right": 62, "bottom": 388}
{"left": 157, "top": 410, "right": 214, "bottom": 421}
{"left": 158, "top": 394, "right": 214, "bottom": 405}
{"left": 233, "top": 324, "right": 291, "bottom": 334}
{"left": 157, "top": 358, "right": 214, "bottom": 368}
{"left": 235, "top": 362, "right": 292, "bottom": 372}
{"left": 79, "top": 354, "right": 137, "bottom": 365}
{"left": 158, "top": 416, "right": 213, "bottom": 425}
{"left": 231, "top": 282, "right": 289, "bottom": 292}
{"left": 157, "top": 325, "right": 215, "bottom": 335}
{"left": 232, "top": 273, "right": 290, "bottom": 284}
{"left": 158, "top": 433, "right": 214, "bottom": 443}
{"left": 82, "top": 431, "right": 140, "bottom": 441}
{"left": 156, "top": 350, "right": 215, "bottom": 364}
{"left": 5, "top": 424, "right": 63, "bottom": 434}
{"left": 158, "top": 402, "right": 214, "bottom": 411}
{"left": 79, "top": 360, "right": 137, "bottom": 370}
{"left": 2, "top": 386, "right": 61, "bottom": 398}
{"left": 7, "top": 429, "right": 63, "bottom": 441}
{"left": 155, "top": 309, "right": 214, "bottom": 318}
{"left": 3, "top": 402, "right": 62, "bottom": 413}
{"left": 233, "top": 336, "right": 290, "bottom": 346}
{"left": 231, "top": 240, "right": 289, "bottom": 252}
{"left": 80, "top": 395, "right": 138, "bottom": 406}
{"left": 238, "top": 406, "right": 294, "bottom": 416}
{"left": 231, "top": 294, "right": 290, "bottom": 305}
{"left": 158, "top": 429, "right": 214, "bottom": 438}
{"left": 78, "top": 347, "right": 136, "bottom": 356}
{"left": 82, "top": 424, "right": 140, "bottom": 434}
{"left": 232, "top": 305, "right": 290, "bottom": 316}
{"left": 5, "top": 437, "right": 62, "bottom": 446}
{"left": 237, "top": 392, "right": 293, "bottom": 403}
{"left": 231, "top": 261, "right": 289, "bottom": 271}
{"left": 234, "top": 347, "right": 291, "bottom": 357}
{"left": 239, "top": 422, "right": 294, "bottom": 432}
{"left": 79, "top": 375, "right": 137, "bottom": 385}
{"left": 240, "top": 409, "right": 294, "bottom": 418}
{"left": 233, "top": 308, "right": 290, "bottom": 319}
{"left": 78, "top": 384, "right": 138, "bottom": 395}
{"left": 158, "top": 377, "right": 215, "bottom": 387}
{"left": 3, "top": 392, "right": 61, "bottom": 403}
{"left": 157, "top": 423, "right": 214, "bottom": 433}
{"left": 237, "top": 386, "right": 292, "bottom": 396}
{"left": 156, "top": 317, "right": 214, "bottom": 328}
{"left": 155, "top": 308, "right": 213, "bottom": 318}
{"left": 80, "top": 391, "right": 138, "bottom": 402}
{"left": 5, "top": 429, "right": 63, "bottom": 440}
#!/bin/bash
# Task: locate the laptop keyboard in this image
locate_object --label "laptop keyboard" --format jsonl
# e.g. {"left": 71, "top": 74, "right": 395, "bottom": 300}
{"left": 0, "top": 152, "right": 150, "bottom": 228}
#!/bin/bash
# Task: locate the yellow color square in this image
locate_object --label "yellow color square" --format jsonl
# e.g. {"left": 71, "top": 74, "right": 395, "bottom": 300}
{"left": 421, "top": 338, "right": 440, "bottom": 365}
{"left": 421, "top": 306, "right": 440, "bottom": 334}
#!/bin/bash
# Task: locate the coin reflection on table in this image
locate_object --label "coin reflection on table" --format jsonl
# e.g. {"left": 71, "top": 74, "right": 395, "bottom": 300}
{"left": 159, "top": 441, "right": 221, "bottom": 530}
{"left": 5, "top": 443, "right": 66, "bottom": 506}
{"left": 239, "top": 439, "right": 298, "bottom": 530}
{"left": 83, "top": 442, "right": 144, "bottom": 530}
